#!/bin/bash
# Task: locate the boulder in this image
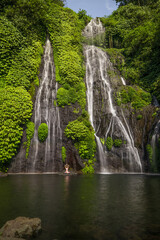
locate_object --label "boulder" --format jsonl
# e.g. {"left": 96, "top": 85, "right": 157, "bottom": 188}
{"left": 0, "top": 217, "right": 41, "bottom": 239}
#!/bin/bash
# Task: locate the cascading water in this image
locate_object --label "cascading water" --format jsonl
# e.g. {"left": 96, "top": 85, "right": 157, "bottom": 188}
{"left": 9, "top": 39, "right": 63, "bottom": 173}
{"left": 121, "top": 76, "right": 126, "bottom": 86}
{"left": 150, "top": 98, "right": 160, "bottom": 170}
{"left": 151, "top": 120, "right": 160, "bottom": 170}
{"left": 83, "top": 18, "right": 142, "bottom": 173}
{"left": 30, "top": 39, "right": 62, "bottom": 172}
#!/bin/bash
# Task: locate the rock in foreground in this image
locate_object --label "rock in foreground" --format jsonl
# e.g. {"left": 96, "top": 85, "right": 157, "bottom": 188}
{"left": 0, "top": 217, "right": 41, "bottom": 239}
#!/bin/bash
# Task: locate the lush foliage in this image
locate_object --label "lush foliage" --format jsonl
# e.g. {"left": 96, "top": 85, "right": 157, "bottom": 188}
{"left": 101, "top": 2, "right": 160, "bottom": 101}
{"left": 82, "top": 159, "right": 95, "bottom": 174}
{"left": 6, "top": 42, "right": 43, "bottom": 90}
{"left": 0, "top": 87, "right": 32, "bottom": 171}
{"left": 116, "top": 85, "right": 151, "bottom": 109}
{"left": 106, "top": 137, "right": 124, "bottom": 150}
{"left": 61, "top": 146, "right": 66, "bottom": 163}
{"left": 78, "top": 9, "right": 92, "bottom": 27}
{"left": 114, "top": 0, "right": 159, "bottom": 7}
{"left": 38, "top": 123, "right": 48, "bottom": 142}
{"left": 25, "top": 121, "right": 35, "bottom": 158}
{"left": 65, "top": 115, "right": 96, "bottom": 172}
{"left": 106, "top": 137, "right": 114, "bottom": 151}
{"left": 0, "top": 0, "right": 73, "bottom": 171}
{"left": 114, "top": 139, "right": 123, "bottom": 147}
{"left": 47, "top": 4, "right": 86, "bottom": 110}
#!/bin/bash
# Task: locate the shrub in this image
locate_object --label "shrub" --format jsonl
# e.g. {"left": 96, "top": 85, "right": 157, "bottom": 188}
{"left": 106, "top": 137, "right": 114, "bottom": 150}
{"left": 116, "top": 86, "right": 151, "bottom": 110}
{"left": 61, "top": 146, "right": 66, "bottom": 163}
{"left": 0, "top": 86, "right": 33, "bottom": 171}
{"left": 82, "top": 159, "right": 95, "bottom": 174}
{"left": 25, "top": 121, "right": 35, "bottom": 158}
{"left": 137, "top": 114, "right": 143, "bottom": 120}
{"left": 114, "top": 139, "right": 123, "bottom": 147}
{"left": 65, "top": 119, "right": 96, "bottom": 172}
{"left": 38, "top": 123, "right": 48, "bottom": 142}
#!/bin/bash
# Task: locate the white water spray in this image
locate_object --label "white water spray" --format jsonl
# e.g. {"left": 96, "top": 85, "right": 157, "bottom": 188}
{"left": 84, "top": 19, "right": 142, "bottom": 172}
{"left": 31, "top": 39, "right": 62, "bottom": 172}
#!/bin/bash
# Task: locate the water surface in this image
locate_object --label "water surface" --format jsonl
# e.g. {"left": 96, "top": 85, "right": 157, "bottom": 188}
{"left": 0, "top": 174, "right": 160, "bottom": 240}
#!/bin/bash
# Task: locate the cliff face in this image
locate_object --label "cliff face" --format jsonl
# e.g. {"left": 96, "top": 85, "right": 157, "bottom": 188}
{"left": 9, "top": 19, "right": 159, "bottom": 174}
{"left": 9, "top": 39, "right": 84, "bottom": 173}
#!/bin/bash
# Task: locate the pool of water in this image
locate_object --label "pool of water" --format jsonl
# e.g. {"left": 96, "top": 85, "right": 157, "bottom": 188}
{"left": 0, "top": 174, "right": 160, "bottom": 240}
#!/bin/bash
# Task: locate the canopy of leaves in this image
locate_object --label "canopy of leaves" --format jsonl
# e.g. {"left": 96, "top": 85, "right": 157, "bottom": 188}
{"left": 101, "top": 2, "right": 160, "bottom": 101}
{"left": 0, "top": 87, "right": 32, "bottom": 171}
{"left": 0, "top": 0, "right": 65, "bottom": 171}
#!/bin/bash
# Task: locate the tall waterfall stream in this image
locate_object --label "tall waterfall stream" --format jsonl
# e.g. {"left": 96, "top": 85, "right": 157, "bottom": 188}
{"left": 9, "top": 39, "right": 63, "bottom": 173}
{"left": 83, "top": 19, "right": 142, "bottom": 172}
{"left": 31, "top": 39, "right": 62, "bottom": 172}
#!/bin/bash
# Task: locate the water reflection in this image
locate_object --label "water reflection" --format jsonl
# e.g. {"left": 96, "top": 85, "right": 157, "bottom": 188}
{"left": 0, "top": 174, "right": 160, "bottom": 240}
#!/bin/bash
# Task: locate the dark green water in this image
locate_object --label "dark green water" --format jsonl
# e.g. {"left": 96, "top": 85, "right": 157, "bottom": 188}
{"left": 0, "top": 174, "right": 160, "bottom": 240}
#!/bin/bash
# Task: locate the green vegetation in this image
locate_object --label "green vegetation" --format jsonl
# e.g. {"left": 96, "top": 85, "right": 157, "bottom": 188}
{"left": 25, "top": 121, "right": 35, "bottom": 158}
{"left": 146, "top": 144, "right": 154, "bottom": 171}
{"left": 106, "top": 137, "right": 124, "bottom": 150}
{"left": 114, "top": 139, "right": 123, "bottom": 147}
{"left": 146, "top": 144, "right": 153, "bottom": 162}
{"left": 100, "top": 138, "right": 105, "bottom": 145}
{"left": 78, "top": 9, "right": 92, "bottom": 27}
{"left": 82, "top": 159, "right": 95, "bottom": 174}
{"left": 106, "top": 48, "right": 125, "bottom": 72}
{"left": 0, "top": 87, "right": 32, "bottom": 171}
{"left": 47, "top": 4, "right": 86, "bottom": 109}
{"left": 47, "top": 4, "right": 96, "bottom": 172}
{"left": 116, "top": 85, "right": 151, "bottom": 109}
{"left": 152, "top": 112, "right": 157, "bottom": 118}
{"left": 61, "top": 146, "right": 66, "bottom": 163}
{"left": 38, "top": 123, "right": 48, "bottom": 142}
{"left": 0, "top": 0, "right": 96, "bottom": 173}
{"left": 137, "top": 114, "right": 143, "bottom": 120}
{"left": 101, "top": 1, "right": 160, "bottom": 101}
{"left": 106, "top": 137, "right": 114, "bottom": 150}
{"left": 65, "top": 117, "right": 96, "bottom": 173}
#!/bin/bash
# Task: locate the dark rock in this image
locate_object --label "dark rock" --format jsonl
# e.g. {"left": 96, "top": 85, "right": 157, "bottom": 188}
{"left": 0, "top": 217, "right": 41, "bottom": 239}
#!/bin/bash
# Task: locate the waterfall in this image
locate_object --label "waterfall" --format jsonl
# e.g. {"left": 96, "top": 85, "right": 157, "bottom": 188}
{"left": 151, "top": 120, "right": 160, "bottom": 169}
{"left": 83, "top": 19, "right": 142, "bottom": 173}
{"left": 29, "top": 39, "right": 62, "bottom": 172}
{"left": 121, "top": 76, "right": 126, "bottom": 86}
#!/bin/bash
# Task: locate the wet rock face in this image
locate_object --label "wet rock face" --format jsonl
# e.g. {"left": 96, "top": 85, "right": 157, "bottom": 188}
{"left": 9, "top": 21, "right": 158, "bottom": 173}
{"left": 9, "top": 40, "right": 84, "bottom": 173}
{"left": 0, "top": 217, "right": 41, "bottom": 239}
{"left": 84, "top": 42, "right": 157, "bottom": 172}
